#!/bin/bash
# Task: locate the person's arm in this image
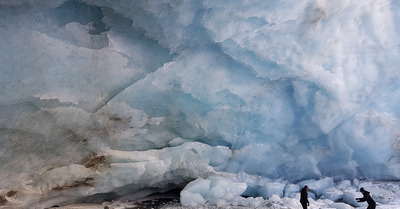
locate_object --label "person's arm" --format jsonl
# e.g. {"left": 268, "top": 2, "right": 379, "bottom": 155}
{"left": 356, "top": 194, "right": 367, "bottom": 202}
{"left": 305, "top": 191, "right": 309, "bottom": 205}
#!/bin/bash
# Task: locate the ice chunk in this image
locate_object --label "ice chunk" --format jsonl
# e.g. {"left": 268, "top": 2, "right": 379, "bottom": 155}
{"left": 181, "top": 178, "right": 211, "bottom": 196}
{"left": 336, "top": 180, "right": 352, "bottom": 190}
{"left": 343, "top": 191, "right": 361, "bottom": 207}
{"left": 352, "top": 179, "right": 360, "bottom": 186}
{"left": 208, "top": 176, "right": 247, "bottom": 199}
{"left": 321, "top": 187, "right": 344, "bottom": 202}
{"left": 281, "top": 197, "right": 302, "bottom": 208}
{"left": 237, "top": 172, "right": 261, "bottom": 197}
{"left": 269, "top": 194, "right": 281, "bottom": 202}
{"left": 305, "top": 177, "right": 334, "bottom": 196}
{"left": 258, "top": 182, "right": 286, "bottom": 199}
{"left": 284, "top": 183, "right": 300, "bottom": 197}
{"left": 180, "top": 175, "right": 247, "bottom": 206}
{"left": 180, "top": 190, "right": 206, "bottom": 206}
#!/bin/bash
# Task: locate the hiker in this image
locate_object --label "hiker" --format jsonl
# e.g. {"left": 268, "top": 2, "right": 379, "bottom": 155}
{"left": 356, "top": 187, "right": 376, "bottom": 209}
{"left": 300, "top": 185, "right": 310, "bottom": 209}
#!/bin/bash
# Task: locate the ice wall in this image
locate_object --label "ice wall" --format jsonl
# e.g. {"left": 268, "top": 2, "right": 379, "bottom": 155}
{"left": 0, "top": 0, "right": 400, "bottom": 207}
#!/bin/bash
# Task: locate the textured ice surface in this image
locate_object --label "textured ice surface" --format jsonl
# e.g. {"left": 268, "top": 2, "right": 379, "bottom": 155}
{"left": 179, "top": 177, "right": 400, "bottom": 207}
{"left": 0, "top": 0, "right": 400, "bottom": 208}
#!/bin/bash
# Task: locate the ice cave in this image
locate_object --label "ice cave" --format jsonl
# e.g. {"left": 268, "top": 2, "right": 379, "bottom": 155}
{"left": 0, "top": 0, "right": 400, "bottom": 208}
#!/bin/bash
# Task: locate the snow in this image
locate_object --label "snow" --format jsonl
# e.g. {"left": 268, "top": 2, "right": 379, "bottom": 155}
{"left": 0, "top": 0, "right": 399, "bottom": 208}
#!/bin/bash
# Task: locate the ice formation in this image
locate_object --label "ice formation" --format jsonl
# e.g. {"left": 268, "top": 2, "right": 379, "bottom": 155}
{"left": 178, "top": 175, "right": 400, "bottom": 208}
{"left": 0, "top": 0, "right": 400, "bottom": 208}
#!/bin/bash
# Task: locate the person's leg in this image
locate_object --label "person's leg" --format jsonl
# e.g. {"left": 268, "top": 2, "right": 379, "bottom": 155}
{"left": 301, "top": 202, "right": 307, "bottom": 209}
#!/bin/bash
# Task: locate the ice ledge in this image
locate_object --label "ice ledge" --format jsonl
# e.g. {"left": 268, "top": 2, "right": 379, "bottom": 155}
{"left": 0, "top": 142, "right": 231, "bottom": 208}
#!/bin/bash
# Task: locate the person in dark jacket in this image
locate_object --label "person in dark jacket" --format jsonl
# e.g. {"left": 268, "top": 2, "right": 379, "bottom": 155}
{"left": 300, "top": 185, "right": 310, "bottom": 209}
{"left": 356, "top": 187, "right": 376, "bottom": 209}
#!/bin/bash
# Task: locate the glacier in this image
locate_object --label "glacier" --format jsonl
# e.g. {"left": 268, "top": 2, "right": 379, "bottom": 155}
{"left": 0, "top": 0, "right": 400, "bottom": 208}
